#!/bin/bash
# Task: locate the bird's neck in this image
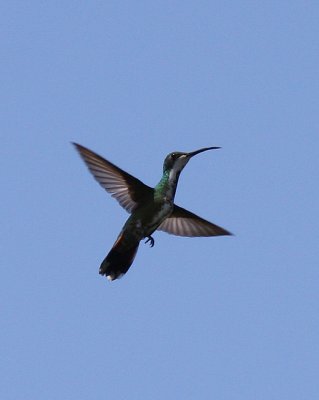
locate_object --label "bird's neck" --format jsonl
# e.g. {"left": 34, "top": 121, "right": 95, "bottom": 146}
{"left": 154, "top": 169, "right": 181, "bottom": 202}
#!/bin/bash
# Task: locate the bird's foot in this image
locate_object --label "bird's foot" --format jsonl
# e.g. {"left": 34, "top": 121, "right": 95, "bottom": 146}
{"left": 145, "top": 235, "right": 155, "bottom": 248}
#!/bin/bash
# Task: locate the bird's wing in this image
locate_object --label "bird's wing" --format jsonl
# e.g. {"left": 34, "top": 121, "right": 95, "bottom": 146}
{"left": 157, "top": 205, "right": 232, "bottom": 237}
{"left": 73, "top": 143, "right": 153, "bottom": 213}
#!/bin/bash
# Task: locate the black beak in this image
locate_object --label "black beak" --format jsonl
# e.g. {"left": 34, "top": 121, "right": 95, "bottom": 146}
{"left": 187, "top": 146, "right": 220, "bottom": 158}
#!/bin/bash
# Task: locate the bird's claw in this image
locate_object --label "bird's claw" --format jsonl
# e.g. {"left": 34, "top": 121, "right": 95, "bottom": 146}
{"left": 145, "top": 236, "right": 155, "bottom": 248}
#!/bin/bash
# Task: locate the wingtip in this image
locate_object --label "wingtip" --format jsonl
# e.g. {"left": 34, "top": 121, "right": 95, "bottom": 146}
{"left": 71, "top": 142, "right": 81, "bottom": 150}
{"left": 72, "top": 142, "right": 90, "bottom": 157}
{"left": 215, "top": 227, "right": 234, "bottom": 237}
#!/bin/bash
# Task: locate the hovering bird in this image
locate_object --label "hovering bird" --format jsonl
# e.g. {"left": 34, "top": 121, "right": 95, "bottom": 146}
{"left": 73, "top": 143, "right": 231, "bottom": 281}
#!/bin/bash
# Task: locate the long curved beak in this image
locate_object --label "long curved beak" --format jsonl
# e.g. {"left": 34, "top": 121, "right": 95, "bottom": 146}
{"left": 187, "top": 146, "right": 220, "bottom": 158}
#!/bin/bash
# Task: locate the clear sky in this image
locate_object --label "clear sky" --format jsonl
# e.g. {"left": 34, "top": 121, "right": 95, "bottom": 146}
{"left": 2, "top": 2, "right": 319, "bottom": 399}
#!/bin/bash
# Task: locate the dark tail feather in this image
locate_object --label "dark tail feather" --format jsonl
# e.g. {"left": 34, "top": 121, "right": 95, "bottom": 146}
{"left": 99, "top": 235, "right": 139, "bottom": 281}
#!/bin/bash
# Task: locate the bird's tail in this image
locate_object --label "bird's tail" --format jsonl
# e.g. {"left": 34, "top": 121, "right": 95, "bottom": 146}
{"left": 99, "top": 233, "right": 139, "bottom": 281}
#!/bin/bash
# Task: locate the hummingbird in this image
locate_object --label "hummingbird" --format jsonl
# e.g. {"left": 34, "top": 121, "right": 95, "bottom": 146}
{"left": 73, "top": 143, "right": 231, "bottom": 281}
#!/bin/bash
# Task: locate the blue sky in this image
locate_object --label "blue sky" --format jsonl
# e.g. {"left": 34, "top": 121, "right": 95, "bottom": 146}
{"left": 2, "top": 2, "right": 319, "bottom": 399}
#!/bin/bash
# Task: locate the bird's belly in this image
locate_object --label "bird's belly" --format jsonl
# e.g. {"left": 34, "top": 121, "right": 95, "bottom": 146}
{"left": 123, "top": 201, "right": 173, "bottom": 241}
{"left": 143, "top": 201, "right": 172, "bottom": 236}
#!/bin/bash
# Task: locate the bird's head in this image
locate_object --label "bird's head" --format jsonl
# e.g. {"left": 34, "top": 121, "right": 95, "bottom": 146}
{"left": 163, "top": 146, "right": 220, "bottom": 176}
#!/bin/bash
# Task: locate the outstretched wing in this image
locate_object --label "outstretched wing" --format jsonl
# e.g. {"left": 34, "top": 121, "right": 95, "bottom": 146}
{"left": 158, "top": 205, "right": 232, "bottom": 237}
{"left": 73, "top": 143, "right": 153, "bottom": 213}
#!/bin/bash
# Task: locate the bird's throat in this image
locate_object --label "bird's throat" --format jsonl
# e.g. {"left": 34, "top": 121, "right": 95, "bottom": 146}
{"left": 155, "top": 169, "right": 180, "bottom": 202}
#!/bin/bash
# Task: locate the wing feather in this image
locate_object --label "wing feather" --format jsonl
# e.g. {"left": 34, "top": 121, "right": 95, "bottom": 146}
{"left": 73, "top": 143, "right": 153, "bottom": 213}
{"left": 158, "top": 205, "right": 232, "bottom": 237}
